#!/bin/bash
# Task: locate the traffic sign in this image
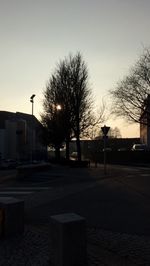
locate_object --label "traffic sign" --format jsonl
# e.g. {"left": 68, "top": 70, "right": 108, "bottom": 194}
{"left": 101, "top": 125, "right": 110, "bottom": 136}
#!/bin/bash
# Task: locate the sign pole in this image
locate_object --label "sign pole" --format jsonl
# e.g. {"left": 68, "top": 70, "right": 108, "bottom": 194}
{"left": 101, "top": 125, "right": 110, "bottom": 176}
{"left": 104, "top": 135, "right": 106, "bottom": 175}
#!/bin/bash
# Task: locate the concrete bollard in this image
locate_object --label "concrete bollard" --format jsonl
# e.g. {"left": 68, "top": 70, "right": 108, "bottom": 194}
{"left": 50, "top": 213, "right": 87, "bottom": 266}
{"left": 0, "top": 197, "right": 24, "bottom": 237}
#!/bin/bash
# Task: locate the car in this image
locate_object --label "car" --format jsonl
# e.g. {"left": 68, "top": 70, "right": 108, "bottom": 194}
{"left": 131, "top": 144, "right": 148, "bottom": 151}
{"left": 70, "top": 152, "right": 78, "bottom": 160}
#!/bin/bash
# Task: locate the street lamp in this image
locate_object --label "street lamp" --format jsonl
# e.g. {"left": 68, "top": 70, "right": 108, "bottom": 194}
{"left": 30, "top": 94, "right": 36, "bottom": 116}
{"left": 30, "top": 94, "right": 36, "bottom": 163}
{"left": 56, "top": 104, "right": 62, "bottom": 111}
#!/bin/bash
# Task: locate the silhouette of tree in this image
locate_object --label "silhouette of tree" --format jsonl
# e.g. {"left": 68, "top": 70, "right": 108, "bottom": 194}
{"left": 108, "top": 127, "right": 122, "bottom": 138}
{"left": 110, "top": 48, "right": 150, "bottom": 125}
{"left": 41, "top": 52, "right": 95, "bottom": 161}
{"left": 41, "top": 105, "right": 65, "bottom": 160}
{"left": 67, "top": 53, "right": 94, "bottom": 161}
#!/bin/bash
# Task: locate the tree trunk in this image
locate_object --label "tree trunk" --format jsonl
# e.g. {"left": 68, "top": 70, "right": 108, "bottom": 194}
{"left": 76, "top": 136, "right": 81, "bottom": 162}
{"left": 55, "top": 146, "right": 60, "bottom": 161}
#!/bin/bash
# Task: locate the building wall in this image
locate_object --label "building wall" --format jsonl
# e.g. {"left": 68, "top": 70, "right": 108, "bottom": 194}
{"left": 0, "top": 129, "right": 5, "bottom": 159}
{"left": 140, "top": 123, "right": 147, "bottom": 145}
{"left": 147, "top": 126, "right": 150, "bottom": 147}
{"left": 5, "top": 120, "right": 17, "bottom": 160}
{"left": 140, "top": 119, "right": 150, "bottom": 148}
{"left": 140, "top": 95, "right": 150, "bottom": 148}
{"left": 0, "top": 111, "right": 47, "bottom": 161}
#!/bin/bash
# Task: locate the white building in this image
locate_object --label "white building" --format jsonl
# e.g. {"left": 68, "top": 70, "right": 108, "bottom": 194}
{"left": 0, "top": 111, "right": 47, "bottom": 161}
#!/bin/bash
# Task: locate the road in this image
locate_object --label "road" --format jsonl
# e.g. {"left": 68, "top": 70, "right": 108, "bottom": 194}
{"left": 0, "top": 164, "right": 149, "bottom": 236}
{"left": 1, "top": 164, "right": 150, "bottom": 265}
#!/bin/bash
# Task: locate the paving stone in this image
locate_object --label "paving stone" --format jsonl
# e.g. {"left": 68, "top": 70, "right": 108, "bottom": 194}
{"left": 0, "top": 224, "right": 150, "bottom": 265}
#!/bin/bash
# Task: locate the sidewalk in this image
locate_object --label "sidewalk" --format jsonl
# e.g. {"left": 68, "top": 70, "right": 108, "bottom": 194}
{"left": 0, "top": 164, "right": 150, "bottom": 265}
{"left": 1, "top": 221, "right": 150, "bottom": 265}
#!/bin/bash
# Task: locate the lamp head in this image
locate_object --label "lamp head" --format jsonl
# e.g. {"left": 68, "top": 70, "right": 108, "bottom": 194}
{"left": 30, "top": 94, "right": 36, "bottom": 102}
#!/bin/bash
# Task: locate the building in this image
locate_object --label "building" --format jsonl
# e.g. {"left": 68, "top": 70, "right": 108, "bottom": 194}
{"left": 0, "top": 111, "right": 47, "bottom": 161}
{"left": 140, "top": 95, "right": 150, "bottom": 147}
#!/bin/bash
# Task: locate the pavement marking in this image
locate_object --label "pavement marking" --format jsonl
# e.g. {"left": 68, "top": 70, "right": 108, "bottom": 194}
{"left": 0, "top": 191, "right": 33, "bottom": 195}
{"left": 0, "top": 186, "right": 51, "bottom": 190}
{"left": 0, "top": 186, "right": 53, "bottom": 197}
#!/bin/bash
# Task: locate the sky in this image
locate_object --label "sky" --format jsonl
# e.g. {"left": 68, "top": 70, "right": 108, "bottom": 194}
{"left": 0, "top": 0, "right": 150, "bottom": 137}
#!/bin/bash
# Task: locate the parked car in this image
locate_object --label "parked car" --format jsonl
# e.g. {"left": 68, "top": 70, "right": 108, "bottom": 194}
{"left": 131, "top": 144, "right": 148, "bottom": 151}
{"left": 70, "top": 152, "right": 78, "bottom": 160}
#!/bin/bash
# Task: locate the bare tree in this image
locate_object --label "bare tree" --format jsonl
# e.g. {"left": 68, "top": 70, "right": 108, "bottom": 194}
{"left": 67, "top": 53, "right": 94, "bottom": 161}
{"left": 86, "top": 101, "right": 106, "bottom": 139}
{"left": 108, "top": 127, "right": 122, "bottom": 138}
{"left": 110, "top": 48, "right": 150, "bottom": 125}
{"left": 41, "top": 52, "right": 96, "bottom": 161}
{"left": 41, "top": 103, "right": 65, "bottom": 160}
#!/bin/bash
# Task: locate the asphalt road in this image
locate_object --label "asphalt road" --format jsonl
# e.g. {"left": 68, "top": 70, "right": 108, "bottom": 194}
{"left": 6, "top": 163, "right": 148, "bottom": 237}
{"left": 1, "top": 164, "right": 150, "bottom": 236}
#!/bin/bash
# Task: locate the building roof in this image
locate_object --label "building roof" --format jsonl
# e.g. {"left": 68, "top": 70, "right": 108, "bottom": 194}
{"left": 0, "top": 111, "right": 41, "bottom": 129}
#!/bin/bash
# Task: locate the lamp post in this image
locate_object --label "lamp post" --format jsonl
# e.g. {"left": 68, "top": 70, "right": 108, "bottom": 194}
{"left": 30, "top": 94, "right": 36, "bottom": 163}
{"left": 30, "top": 94, "right": 36, "bottom": 116}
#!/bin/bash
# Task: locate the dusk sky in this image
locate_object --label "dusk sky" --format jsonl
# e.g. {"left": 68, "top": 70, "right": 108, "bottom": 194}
{"left": 1, "top": 0, "right": 150, "bottom": 137}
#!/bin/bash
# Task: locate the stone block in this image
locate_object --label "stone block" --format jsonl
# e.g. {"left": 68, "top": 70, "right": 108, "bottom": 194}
{"left": 0, "top": 197, "right": 24, "bottom": 237}
{"left": 50, "top": 213, "right": 87, "bottom": 266}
